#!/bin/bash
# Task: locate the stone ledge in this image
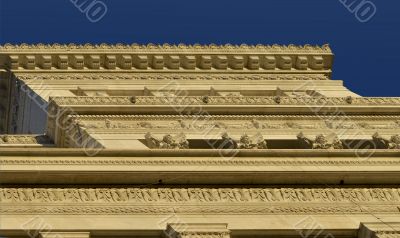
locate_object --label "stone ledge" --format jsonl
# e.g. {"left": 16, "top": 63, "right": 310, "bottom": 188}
{"left": 0, "top": 148, "right": 400, "bottom": 157}
{"left": 0, "top": 43, "right": 333, "bottom": 53}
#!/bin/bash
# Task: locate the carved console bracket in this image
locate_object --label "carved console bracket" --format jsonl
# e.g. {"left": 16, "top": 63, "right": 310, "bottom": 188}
{"left": 164, "top": 223, "right": 230, "bottom": 238}
{"left": 39, "top": 232, "right": 90, "bottom": 238}
{"left": 359, "top": 223, "right": 400, "bottom": 238}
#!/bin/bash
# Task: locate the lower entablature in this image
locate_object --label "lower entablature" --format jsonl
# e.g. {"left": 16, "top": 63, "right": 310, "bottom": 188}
{"left": 67, "top": 115, "right": 400, "bottom": 132}
{"left": 60, "top": 115, "right": 400, "bottom": 150}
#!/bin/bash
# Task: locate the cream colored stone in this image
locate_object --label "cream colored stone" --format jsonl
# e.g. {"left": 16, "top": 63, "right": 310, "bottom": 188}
{"left": 0, "top": 43, "right": 399, "bottom": 237}
{"left": 40, "top": 232, "right": 90, "bottom": 238}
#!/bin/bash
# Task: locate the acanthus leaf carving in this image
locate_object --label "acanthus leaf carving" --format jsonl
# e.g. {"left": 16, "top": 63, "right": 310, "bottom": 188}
{"left": 297, "top": 132, "right": 343, "bottom": 149}
{"left": 238, "top": 133, "right": 268, "bottom": 149}
{"left": 145, "top": 132, "right": 189, "bottom": 149}
{"left": 373, "top": 132, "right": 400, "bottom": 149}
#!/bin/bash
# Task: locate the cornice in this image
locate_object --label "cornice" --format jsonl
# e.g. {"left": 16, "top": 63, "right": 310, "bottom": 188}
{"left": 360, "top": 223, "right": 400, "bottom": 238}
{"left": 15, "top": 73, "right": 330, "bottom": 81}
{"left": 1, "top": 158, "right": 400, "bottom": 166}
{"left": 47, "top": 114, "right": 400, "bottom": 140}
{"left": 50, "top": 96, "right": 400, "bottom": 106}
{"left": 67, "top": 114, "right": 400, "bottom": 132}
{"left": 2, "top": 155, "right": 400, "bottom": 185}
{"left": 70, "top": 114, "right": 400, "bottom": 121}
{"left": 0, "top": 148, "right": 400, "bottom": 157}
{"left": 0, "top": 43, "right": 332, "bottom": 53}
{"left": 0, "top": 43, "right": 333, "bottom": 72}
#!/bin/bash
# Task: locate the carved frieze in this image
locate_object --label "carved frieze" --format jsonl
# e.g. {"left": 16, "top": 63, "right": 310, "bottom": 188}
{"left": 65, "top": 115, "right": 400, "bottom": 131}
{"left": 1, "top": 188, "right": 400, "bottom": 203}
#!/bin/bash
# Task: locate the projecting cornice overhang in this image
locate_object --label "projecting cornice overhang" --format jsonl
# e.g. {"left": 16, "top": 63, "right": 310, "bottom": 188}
{"left": 1, "top": 148, "right": 400, "bottom": 185}
{"left": 0, "top": 43, "right": 333, "bottom": 74}
{"left": 0, "top": 43, "right": 333, "bottom": 53}
{"left": 48, "top": 96, "right": 400, "bottom": 115}
{"left": 14, "top": 72, "right": 331, "bottom": 81}
{"left": 1, "top": 147, "right": 400, "bottom": 156}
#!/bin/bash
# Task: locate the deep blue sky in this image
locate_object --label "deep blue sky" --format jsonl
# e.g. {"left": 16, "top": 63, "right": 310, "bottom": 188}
{"left": 0, "top": 0, "right": 399, "bottom": 96}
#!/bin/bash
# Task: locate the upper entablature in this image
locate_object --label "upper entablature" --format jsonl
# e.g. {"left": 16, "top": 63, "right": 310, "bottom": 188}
{"left": 0, "top": 43, "right": 333, "bottom": 54}
{"left": 0, "top": 43, "right": 333, "bottom": 74}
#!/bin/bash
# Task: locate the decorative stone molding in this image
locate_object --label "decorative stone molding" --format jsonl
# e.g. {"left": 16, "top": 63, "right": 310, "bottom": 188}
{"left": 217, "top": 132, "right": 268, "bottom": 149}
{"left": 164, "top": 223, "right": 230, "bottom": 238}
{"left": 297, "top": 133, "right": 343, "bottom": 149}
{"left": 0, "top": 43, "right": 332, "bottom": 53}
{"left": 372, "top": 132, "right": 400, "bottom": 149}
{"left": 1, "top": 44, "right": 332, "bottom": 71}
{"left": 40, "top": 232, "right": 90, "bottom": 238}
{"left": 0, "top": 204, "right": 398, "bottom": 215}
{"left": 373, "top": 231, "right": 400, "bottom": 238}
{"left": 2, "top": 187, "right": 400, "bottom": 215}
{"left": 63, "top": 120, "right": 104, "bottom": 149}
{"left": 0, "top": 135, "right": 52, "bottom": 145}
{"left": 50, "top": 96, "right": 400, "bottom": 106}
{"left": 39, "top": 55, "right": 52, "bottom": 69}
{"left": 238, "top": 133, "right": 268, "bottom": 149}
{"left": 219, "top": 133, "right": 237, "bottom": 149}
{"left": 359, "top": 223, "right": 400, "bottom": 238}
{"left": 76, "top": 117, "right": 400, "bottom": 131}
{"left": 145, "top": 132, "right": 189, "bottom": 149}
{"left": 67, "top": 114, "right": 400, "bottom": 124}
{"left": 1, "top": 42, "right": 400, "bottom": 232}
{"left": 104, "top": 55, "right": 116, "bottom": 69}
{"left": 1, "top": 156, "right": 400, "bottom": 166}
{"left": 4, "top": 55, "right": 330, "bottom": 71}
{"left": 2, "top": 188, "right": 400, "bottom": 203}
